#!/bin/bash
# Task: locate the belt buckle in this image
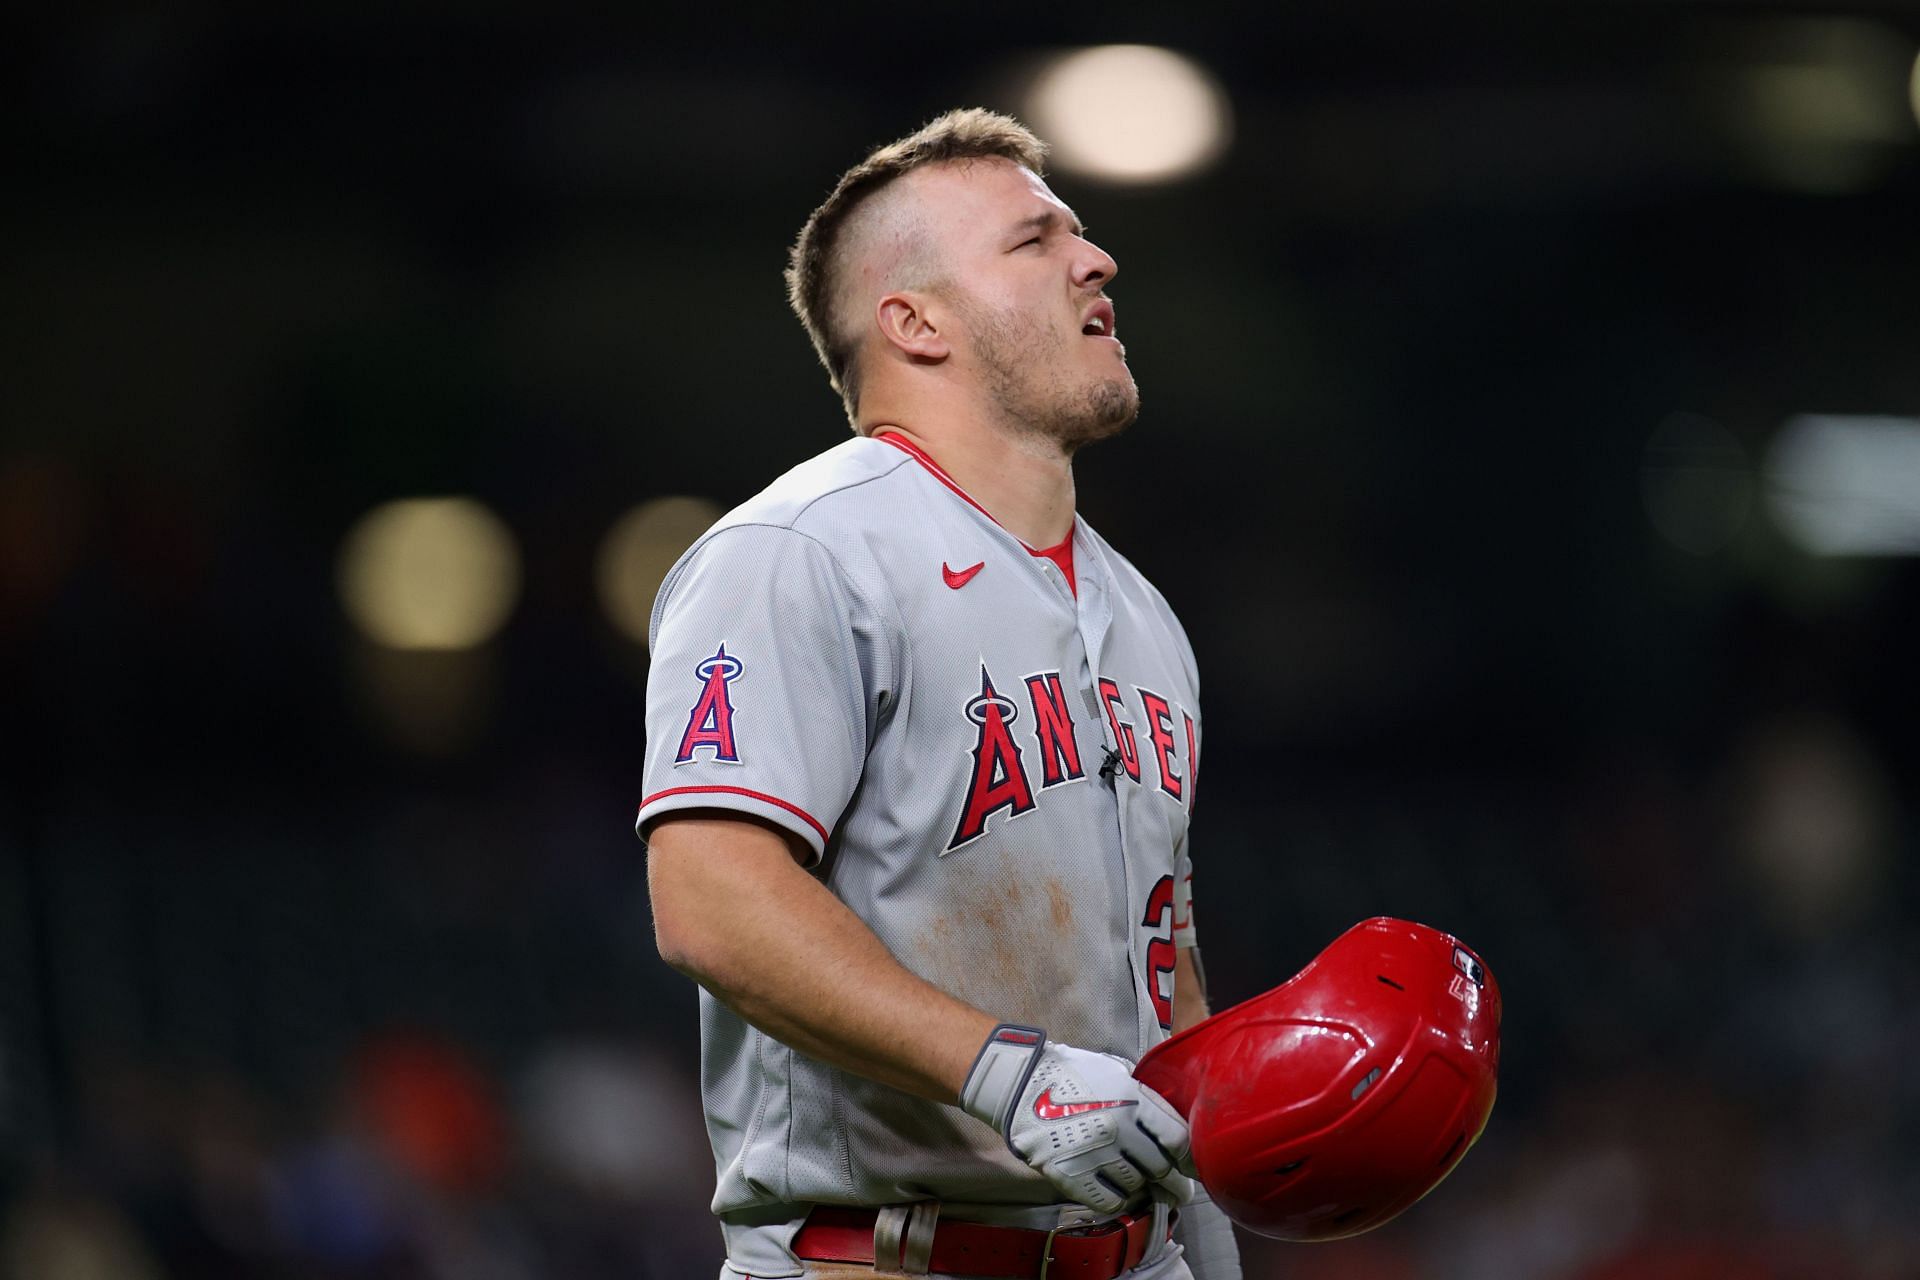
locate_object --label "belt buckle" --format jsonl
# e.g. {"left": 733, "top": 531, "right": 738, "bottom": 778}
{"left": 1039, "top": 1208, "right": 1122, "bottom": 1280}
{"left": 1038, "top": 1220, "right": 1062, "bottom": 1280}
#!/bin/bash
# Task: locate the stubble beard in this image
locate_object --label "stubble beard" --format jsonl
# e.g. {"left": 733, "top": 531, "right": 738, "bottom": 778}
{"left": 957, "top": 294, "right": 1139, "bottom": 455}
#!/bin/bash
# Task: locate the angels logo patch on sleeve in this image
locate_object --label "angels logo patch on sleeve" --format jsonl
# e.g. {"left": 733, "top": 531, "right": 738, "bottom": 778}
{"left": 675, "top": 643, "right": 745, "bottom": 764}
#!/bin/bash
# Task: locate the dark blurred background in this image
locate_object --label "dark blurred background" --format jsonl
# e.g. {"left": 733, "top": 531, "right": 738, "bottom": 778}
{"left": 4, "top": 5, "right": 1919, "bottom": 1278}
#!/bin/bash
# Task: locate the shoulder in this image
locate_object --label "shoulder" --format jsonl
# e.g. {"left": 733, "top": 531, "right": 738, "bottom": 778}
{"left": 710, "top": 435, "right": 918, "bottom": 543}
{"left": 650, "top": 436, "right": 918, "bottom": 630}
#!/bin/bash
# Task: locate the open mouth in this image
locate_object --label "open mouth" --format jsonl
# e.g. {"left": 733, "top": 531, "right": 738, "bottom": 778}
{"left": 1081, "top": 299, "right": 1117, "bottom": 339}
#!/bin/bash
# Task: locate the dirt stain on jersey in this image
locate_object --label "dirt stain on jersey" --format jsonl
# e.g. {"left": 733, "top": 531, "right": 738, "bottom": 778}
{"left": 910, "top": 846, "right": 1104, "bottom": 1047}
{"left": 1047, "top": 879, "right": 1074, "bottom": 931}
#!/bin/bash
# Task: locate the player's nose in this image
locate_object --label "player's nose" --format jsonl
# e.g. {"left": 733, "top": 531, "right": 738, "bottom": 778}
{"left": 1073, "top": 236, "right": 1119, "bottom": 290}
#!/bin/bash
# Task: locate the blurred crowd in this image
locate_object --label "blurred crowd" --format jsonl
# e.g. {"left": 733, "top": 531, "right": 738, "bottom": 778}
{"left": 3, "top": 1032, "right": 718, "bottom": 1280}
{"left": 2, "top": 706, "right": 1913, "bottom": 1280}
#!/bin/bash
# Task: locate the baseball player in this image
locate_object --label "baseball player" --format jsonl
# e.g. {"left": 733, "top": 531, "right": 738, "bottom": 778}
{"left": 640, "top": 109, "right": 1241, "bottom": 1280}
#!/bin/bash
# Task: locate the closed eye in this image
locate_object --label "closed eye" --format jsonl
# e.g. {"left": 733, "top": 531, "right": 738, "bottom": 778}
{"left": 1008, "top": 210, "right": 1086, "bottom": 251}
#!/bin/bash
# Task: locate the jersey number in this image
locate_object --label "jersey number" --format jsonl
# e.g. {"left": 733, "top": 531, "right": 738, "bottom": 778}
{"left": 1142, "top": 874, "right": 1177, "bottom": 1030}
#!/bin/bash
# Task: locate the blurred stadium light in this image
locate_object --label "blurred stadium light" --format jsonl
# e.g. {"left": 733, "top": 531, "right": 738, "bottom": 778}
{"left": 1912, "top": 46, "right": 1920, "bottom": 132}
{"left": 1025, "top": 45, "right": 1231, "bottom": 184}
{"left": 595, "top": 496, "right": 723, "bottom": 648}
{"left": 1722, "top": 18, "right": 1918, "bottom": 193}
{"left": 1731, "top": 714, "right": 1891, "bottom": 939}
{"left": 0, "top": 457, "right": 88, "bottom": 622}
{"left": 337, "top": 498, "right": 521, "bottom": 650}
{"left": 1640, "top": 413, "right": 1753, "bottom": 556}
{"left": 1765, "top": 415, "right": 1920, "bottom": 556}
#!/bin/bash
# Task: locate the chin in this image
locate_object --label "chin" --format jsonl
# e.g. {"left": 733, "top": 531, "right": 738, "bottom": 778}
{"left": 1056, "top": 378, "right": 1138, "bottom": 452}
{"left": 1096, "top": 372, "right": 1140, "bottom": 426}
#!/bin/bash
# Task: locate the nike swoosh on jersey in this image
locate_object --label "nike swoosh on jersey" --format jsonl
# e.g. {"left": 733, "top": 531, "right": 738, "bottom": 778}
{"left": 1032, "top": 1087, "right": 1139, "bottom": 1121}
{"left": 942, "top": 561, "right": 985, "bottom": 590}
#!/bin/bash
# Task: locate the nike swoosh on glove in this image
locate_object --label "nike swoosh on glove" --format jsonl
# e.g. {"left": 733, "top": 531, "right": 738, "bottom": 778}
{"left": 960, "top": 1024, "right": 1193, "bottom": 1214}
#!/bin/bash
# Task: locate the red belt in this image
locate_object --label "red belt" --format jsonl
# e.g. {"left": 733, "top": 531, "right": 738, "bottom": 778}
{"left": 792, "top": 1204, "right": 1165, "bottom": 1278}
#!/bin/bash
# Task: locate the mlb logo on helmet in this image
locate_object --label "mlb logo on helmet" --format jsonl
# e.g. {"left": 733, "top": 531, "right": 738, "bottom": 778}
{"left": 1134, "top": 917, "right": 1501, "bottom": 1242}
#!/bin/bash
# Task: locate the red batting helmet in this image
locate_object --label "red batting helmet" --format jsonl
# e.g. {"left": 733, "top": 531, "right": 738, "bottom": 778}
{"left": 1135, "top": 917, "right": 1500, "bottom": 1241}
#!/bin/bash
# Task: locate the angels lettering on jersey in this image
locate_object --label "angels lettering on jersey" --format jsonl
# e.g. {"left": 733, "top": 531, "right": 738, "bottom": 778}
{"left": 950, "top": 659, "right": 1197, "bottom": 853}
{"left": 670, "top": 643, "right": 1199, "bottom": 855}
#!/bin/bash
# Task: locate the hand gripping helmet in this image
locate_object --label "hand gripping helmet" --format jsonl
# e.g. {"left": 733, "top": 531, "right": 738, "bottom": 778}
{"left": 1135, "top": 917, "right": 1500, "bottom": 1241}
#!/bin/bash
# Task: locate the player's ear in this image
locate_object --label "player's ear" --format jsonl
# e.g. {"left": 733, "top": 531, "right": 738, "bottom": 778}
{"left": 876, "top": 290, "right": 949, "bottom": 362}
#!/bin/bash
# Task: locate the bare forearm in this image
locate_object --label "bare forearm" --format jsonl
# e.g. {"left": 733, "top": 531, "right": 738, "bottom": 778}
{"left": 1172, "top": 945, "right": 1212, "bottom": 1033}
{"left": 648, "top": 816, "right": 996, "bottom": 1103}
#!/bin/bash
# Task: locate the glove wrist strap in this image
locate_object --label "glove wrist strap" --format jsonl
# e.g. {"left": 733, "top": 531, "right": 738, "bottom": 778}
{"left": 959, "top": 1024, "right": 1046, "bottom": 1135}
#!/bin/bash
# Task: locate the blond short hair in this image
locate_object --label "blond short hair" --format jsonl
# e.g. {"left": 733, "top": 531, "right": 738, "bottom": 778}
{"left": 785, "top": 108, "right": 1049, "bottom": 427}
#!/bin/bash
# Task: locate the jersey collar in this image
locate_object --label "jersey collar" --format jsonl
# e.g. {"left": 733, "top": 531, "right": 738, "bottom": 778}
{"left": 871, "top": 430, "right": 1074, "bottom": 554}
{"left": 872, "top": 430, "right": 1003, "bottom": 529}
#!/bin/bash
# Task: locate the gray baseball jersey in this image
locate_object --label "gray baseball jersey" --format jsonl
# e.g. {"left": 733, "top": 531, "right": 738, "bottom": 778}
{"left": 638, "top": 432, "right": 1201, "bottom": 1277}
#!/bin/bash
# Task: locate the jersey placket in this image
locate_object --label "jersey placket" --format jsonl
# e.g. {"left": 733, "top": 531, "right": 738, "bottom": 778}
{"left": 1069, "top": 537, "right": 1154, "bottom": 1055}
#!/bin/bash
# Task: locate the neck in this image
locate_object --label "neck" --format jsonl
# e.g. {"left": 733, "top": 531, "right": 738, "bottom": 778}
{"left": 867, "top": 417, "right": 1076, "bottom": 547}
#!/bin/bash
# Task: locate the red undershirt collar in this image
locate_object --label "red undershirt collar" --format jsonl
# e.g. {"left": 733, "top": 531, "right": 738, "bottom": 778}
{"left": 1027, "top": 529, "right": 1076, "bottom": 596}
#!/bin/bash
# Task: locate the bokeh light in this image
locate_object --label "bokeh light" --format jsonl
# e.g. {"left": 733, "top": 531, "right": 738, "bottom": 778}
{"left": 1911, "top": 48, "right": 1920, "bottom": 131}
{"left": 1026, "top": 45, "right": 1231, "bottom": 184}
{"left": 1726, "top": 18, "right": 1915, "bottom": 193}
{"left": 1640, "top": 412, "right": 1753, "bottom": 556}
{"left": 595, "top": 495, "right": 723, "bottom": 647}
{"left": 337, "top": 498, "right": 522, "bottom": 650}
{"left": 1731, "top": 714, "right": 1891, "bottom": 939}
{"left": 1765, "top": 414, "right": 1920, "bottom": 556}
{"left": 0, "top": 456, "right": 89, "bottom": 620}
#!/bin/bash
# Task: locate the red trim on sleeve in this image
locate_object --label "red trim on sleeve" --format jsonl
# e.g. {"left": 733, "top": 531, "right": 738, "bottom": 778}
{"left": 639, "top": 786, "right": 830, "bottom": 845}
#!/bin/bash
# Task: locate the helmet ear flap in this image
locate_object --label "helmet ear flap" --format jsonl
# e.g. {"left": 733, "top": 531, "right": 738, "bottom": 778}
{"left": 1135, "top": 918, "right": 1502, "bottom": 1242}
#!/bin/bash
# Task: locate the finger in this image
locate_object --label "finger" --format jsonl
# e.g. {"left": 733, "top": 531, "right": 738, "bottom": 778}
{"left": 1102, "top": 1156, "right": 1147, "bottom": 1194}
{"left": 1134, "top": 1084, "right": 1189, "bottom": 1136}
{"left": 1064, "top": 1172, "right": 1126, "bottom": 1215}
{"left": 1133, "top": 1092, "right": 1191, "bottom": 1162}
{"left": 1123, "top": 1119, "right": 1176, "bottom": 1181}
{"left": 1093, "top": 1172, "right": 1138, "bottom": 1210}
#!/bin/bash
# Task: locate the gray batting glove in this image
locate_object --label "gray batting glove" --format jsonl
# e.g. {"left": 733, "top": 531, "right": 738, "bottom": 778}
{"left": 960, "top": 1024, "right": 1192, "bottom": 1215}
